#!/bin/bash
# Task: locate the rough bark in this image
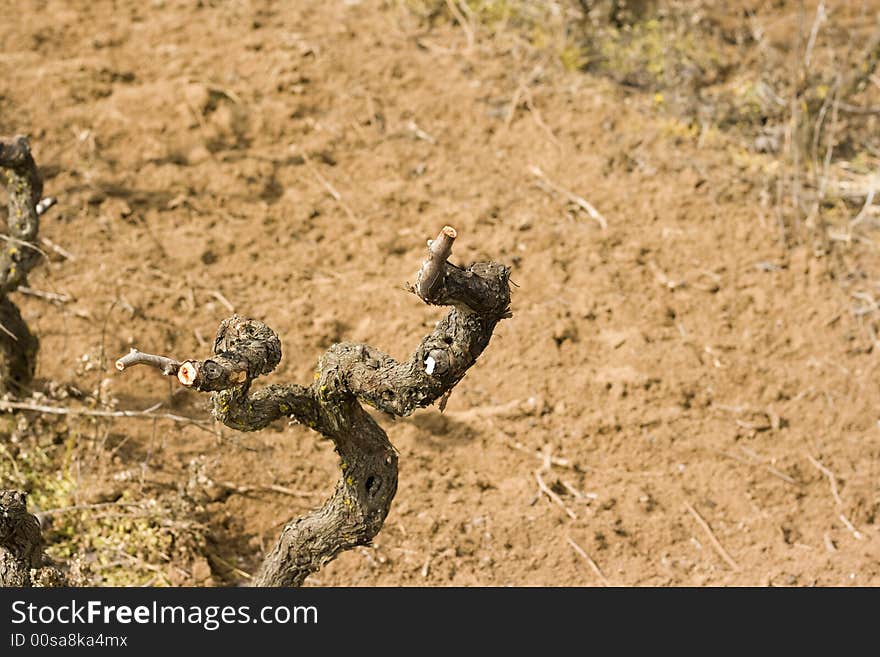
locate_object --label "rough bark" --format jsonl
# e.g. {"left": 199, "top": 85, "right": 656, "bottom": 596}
{"left": 0, "top": 136, "right": 43, "bottom": 393}
{"left": 0, "top": 491, "right": 43, "bottom": 587}
{"left": 117, "top": 226, "right": 511, "bottom": 586}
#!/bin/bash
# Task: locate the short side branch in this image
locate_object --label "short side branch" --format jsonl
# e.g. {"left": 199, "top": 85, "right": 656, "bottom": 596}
{"left": 115, "top": 348, "right": 181, "bottom": 376}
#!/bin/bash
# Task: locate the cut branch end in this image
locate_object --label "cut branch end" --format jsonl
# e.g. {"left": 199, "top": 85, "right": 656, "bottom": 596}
{"left": 178, "top": 361, "right": 198, "bottom": 386}
{"left": 415, "top": 225, "right": 457, "bottom": 302}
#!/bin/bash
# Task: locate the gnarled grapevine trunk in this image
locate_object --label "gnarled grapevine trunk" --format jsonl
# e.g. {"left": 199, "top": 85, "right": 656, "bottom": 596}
{"left": 0, "top": 136, "right": 44, "bottom": 393}
{"left": 115, "top": 226, "right": 512, "bottom": 586}
{"left": 0, "top": 491, "right": 43, "bottom": 587}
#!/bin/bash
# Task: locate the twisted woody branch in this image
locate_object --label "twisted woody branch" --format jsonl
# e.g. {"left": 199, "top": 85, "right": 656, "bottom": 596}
{"left": 115, "top": 225, "right": 511, "bottom": 586}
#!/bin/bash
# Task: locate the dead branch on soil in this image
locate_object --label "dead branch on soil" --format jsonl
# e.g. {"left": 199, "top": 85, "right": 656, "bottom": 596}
{"left": 106, "top": 226, "right": 511, "bottom": 587}
{"left": 0, "top": 399, "right": 213, "bottom": 429}
{"left": 405, "top": 120, "right": 436, "bottom": 144}
{"left": 684, "top": 501, "right": 740, "bottom": 571}
{"left": 709, "top": 447, "right": 799, "bottom": 487}
{"left": 504, "top": 66, "right": 560, "bottom": 147}
{"left": 16, "top": 286, "right": 71, "bottom": 304}
{"left": 208, "top": 552, "right": 252, "bottom": 581}
{"left": 806, "top": 454, "right": 864, "bottom": 541}
{"left": 806, "top": 454, "right": 843, "bottom": 507}
{"left": 535, "top": 470, "right": 576, "bottom": 520}
{"left": 566, "top": 536, "right": 610, "bottom": 586}
{"left": 217, "top": 481, "right": 318, "bottom": 500}
{"left": 210, "top": 289, "right": 235, "bottom": 313}
{"left": 300, "top": 150, "right": 357, "bottom": 223}
{"left": 529, "top": 165, "right": 608, "bottom": 230}
{"left": 40, "top": 236, "right": 74, "bottom": 261}
{"left": 445, "top": 0, "right": 475, "bottom": 52}
{"left": 535, "top": 447, "right": 576, "bottom": 520}
{"left": 503, "top": 435, "right": 572, "bottom": 468}
{"left": 35, "top": 501, "right": 147, "bottom": 518}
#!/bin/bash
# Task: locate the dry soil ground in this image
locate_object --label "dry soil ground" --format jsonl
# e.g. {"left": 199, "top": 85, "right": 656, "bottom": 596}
{"left": 1, "top": 0, "right": 879, "bottom": 586}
